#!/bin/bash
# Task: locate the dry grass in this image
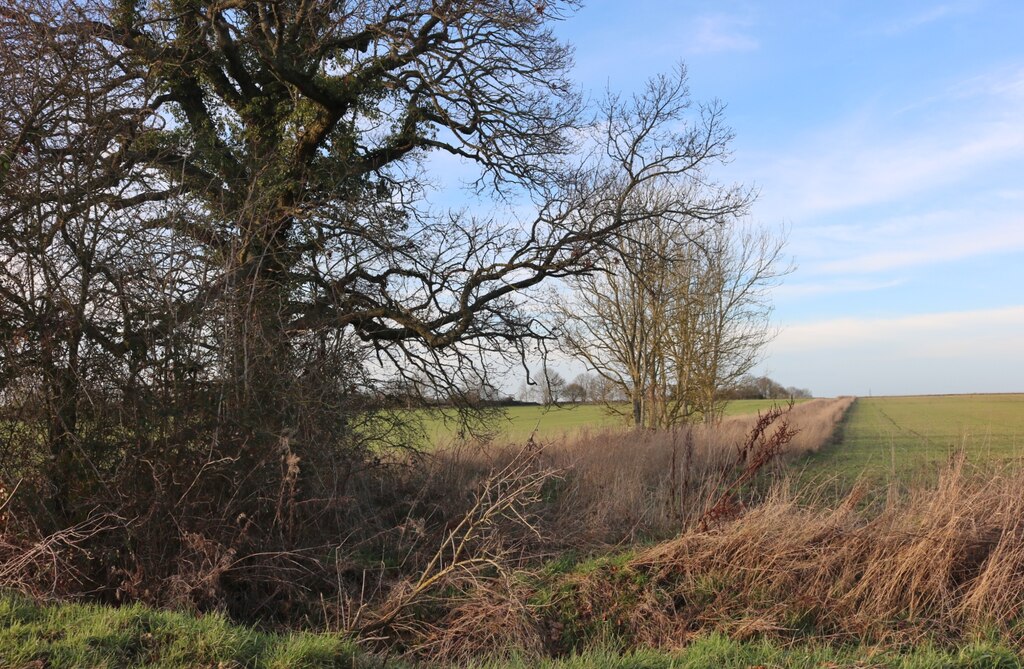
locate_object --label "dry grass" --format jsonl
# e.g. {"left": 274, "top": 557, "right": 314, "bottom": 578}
{"left": 415, "top": 454, "right": 1024, "bottom": 662}
{"left": 398, "top": 398, "right": 1024, "bottom": 662}
{"left": 428, "top": 397, "right": 855, "bottom": 547}
{"left": 636, "top": 454, "right": 1024, "bottom": 642}
{"left": 328, "top": 397, "right": 854, "bottom": 659}
{"left": 512, "top": 454, "right": 1024, "bottom": 655}
{"left": 0, "top": 396, "right": 856, "bottom": 662}
{"left": 17, "top": 394, "right": 1024, "bottom": 666}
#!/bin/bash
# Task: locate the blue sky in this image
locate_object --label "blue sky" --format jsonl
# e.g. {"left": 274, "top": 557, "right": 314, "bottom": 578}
{"left": 548, "top": 0, "right": 1024, "bottom": 396}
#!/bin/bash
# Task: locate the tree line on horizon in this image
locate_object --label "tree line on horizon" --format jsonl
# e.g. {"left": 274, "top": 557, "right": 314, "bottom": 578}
{"left": 513, "top": 371, "right": 811, "bottom": 406}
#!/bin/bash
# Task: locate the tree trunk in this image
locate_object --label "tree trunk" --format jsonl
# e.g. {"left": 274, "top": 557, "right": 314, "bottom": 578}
{"left": 45, "top": 339, "right": 80, "bottom": 528}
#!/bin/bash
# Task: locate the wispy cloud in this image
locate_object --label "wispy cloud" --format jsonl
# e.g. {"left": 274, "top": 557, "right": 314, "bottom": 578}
{"left": 878, "top": 1, "right": 982, "bottom": 35}
{"left": 762, "top": 305, "right": 1024, "bottom": 395}
{"left": 773, "top": 306, "right": 1024, "bottom": 355}
{"left": 745, "top": 65, "right": 1024, "bottom": 280}
{"left": 774, "top": 277, "right": 907, "bottom": 299}
{"left": 808, "top": 213, "right": 1024, "bottom": 275}
{"left": 689, "top": 15, "right": 759, "bottom": 54}
{"left": 767, "top": 118, "right": 1024, "bottom": 218}
{"left": 754, "top": 67, "right": 1024, "bottom": 218}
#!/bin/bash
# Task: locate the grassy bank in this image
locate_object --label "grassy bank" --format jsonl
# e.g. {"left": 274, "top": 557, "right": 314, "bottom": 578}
{"left": 0, "top": 594, "right": 366, "bottom": 668}
{"left": 3, "top": 593, "right": 1021, "bottom": 668}
{"left": 468, "top": 636, "right": 1023, "bottom": 668}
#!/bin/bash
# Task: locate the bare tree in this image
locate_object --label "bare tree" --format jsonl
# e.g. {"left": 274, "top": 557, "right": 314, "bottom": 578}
{"left": 516, "top": 380, "right": 537, "bottom": 403}
{"left": 548, "top": 66, "right": 756, "bottom": 428}
{"left": 580, "top": 371, "right": 621, "bottom": 404}
{"left": 0, "top": 0, "right": 747, "bottom": 618}
{"left": 1, "top": 2, "right": 737, "bottom": 437}
{"left": 688, "top": 222, "right": 790, "bottom": 421}
{"left": 565, "top": 375, "right": 589, "bottom": 403}
{"left": 539, "top": 369, "right": 567, "bottom": 406}
{"left": 560, "top": 218, "right": 788, "bottom": 427}
{"left": 558, "top": 210, "right": 788, "bottom": 427}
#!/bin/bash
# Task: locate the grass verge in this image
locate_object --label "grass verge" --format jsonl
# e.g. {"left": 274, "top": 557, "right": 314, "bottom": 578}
{"left": 5, "top": 592, "right": 1020, "bottom": 669}
{"left": 468, "top": 634, "right": 1022, "bottom": 668}
{"left": 0, "top": 594, "right": 370, "bottom": 669}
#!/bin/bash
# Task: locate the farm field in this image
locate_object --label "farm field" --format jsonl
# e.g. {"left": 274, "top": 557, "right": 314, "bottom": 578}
{"left": 424, "top": 398, "right": 811, "bottom": 446}
{"left": 798, "top": 393, "right": 1024, "bottom": 486}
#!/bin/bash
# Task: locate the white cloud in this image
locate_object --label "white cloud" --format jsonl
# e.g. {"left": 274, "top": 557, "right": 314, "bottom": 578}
{"left": 773, "top": 306, "right": 1024, "bottom": 355}
{"left": 808, "top": 214, "right": 1024, "bottom": 275}
{"left": 774, "top": 277, "right": 907, "bottom": 299}
{"left": 749, "top": 66, "right": 1024, "bottom": 220}
{"left": 764, "top": 117, "right": 1024, "bottom": 218}
{"left": 742, "top": 66, "right": 1024, "bottom": 280}
{"left": 762, "top": 306, "right": 1024, "bottom": 396}
{"left": 689, "top": 15, "right": 759, "bottom": 54}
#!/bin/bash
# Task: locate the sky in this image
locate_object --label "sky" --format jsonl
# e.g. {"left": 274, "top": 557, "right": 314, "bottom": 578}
{"left": 543, "top": 0, "right": 1024, "bottom": 397}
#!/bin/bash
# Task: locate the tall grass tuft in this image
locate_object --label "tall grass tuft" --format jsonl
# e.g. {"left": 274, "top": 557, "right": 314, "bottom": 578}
{"left": 568, "top": 454, "right": 1024, "bottom": 652}
{"left": 428, "top": 397, "right": 855, "bottom": 546}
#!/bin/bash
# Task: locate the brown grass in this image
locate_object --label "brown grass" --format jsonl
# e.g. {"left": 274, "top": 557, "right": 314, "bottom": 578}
{"left": 416, "top": 454, "right": 1024, "bottom": 661}
{"left": 428, "top": 397, "right": 855, "bottom": 547}
{"left": 312, "top": 397, "right": 854, "bottom": 656}
{"left": 628, "top": 454, "right": 1024, "bottom": 645}
{"left": 0, "top": 395, "right": 855, "bottom": 659}
{"left": 399, "top": 398, "right": 1024, "bottom": 661}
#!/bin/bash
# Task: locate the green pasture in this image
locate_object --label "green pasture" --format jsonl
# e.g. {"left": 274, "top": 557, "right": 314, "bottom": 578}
{"left": 799, "top": 394, "right": 1024, "bottom": 487}
{"left": 0, "top": 593, "right": 364, "bottom": 669}
{"left": 424, "top": 398, "right": 808, "bottom": 447}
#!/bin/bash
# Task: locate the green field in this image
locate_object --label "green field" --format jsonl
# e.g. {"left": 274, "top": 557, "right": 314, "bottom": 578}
{"left": 425, "top": 399, "right": 808, "bottom": 446}
{"left": 800, "top": 394, "right": 1024, "bottom": 485}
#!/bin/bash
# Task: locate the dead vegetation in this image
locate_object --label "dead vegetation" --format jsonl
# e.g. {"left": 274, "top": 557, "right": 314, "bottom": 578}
{"left": 0, "top": 399, "right": 847, "bottom": 632}
{"left": 421, "top": 452, "right": 1024, "bottom": 663}
{"left": 431, "top": 397, "right": 854, "bottom": 546}
{"left": 365, "top": 397, "right": 857, "bottom": 659}
{"left": 29, "top": 393, "right": 999, "bottom": 667}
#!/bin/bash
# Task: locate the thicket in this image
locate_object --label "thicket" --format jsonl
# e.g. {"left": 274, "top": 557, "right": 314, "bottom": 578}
{"left": 0, "top": 397, "right": 847, "bottom": 653}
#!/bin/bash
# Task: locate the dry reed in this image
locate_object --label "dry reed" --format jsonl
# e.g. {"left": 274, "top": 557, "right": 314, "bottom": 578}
{"left": 624, "top": 454, "right": 1024, "bottom": 646}
{"left": 429, "top": 397, "right": 855, "bottom": 547}
{"left": 421, "top": 454, "right": 1024, "bottom": 661}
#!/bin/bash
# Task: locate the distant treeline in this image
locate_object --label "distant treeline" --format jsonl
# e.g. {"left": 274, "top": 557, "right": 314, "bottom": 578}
{"left": 720, "top": 375, "right": 813, "bottom": 400}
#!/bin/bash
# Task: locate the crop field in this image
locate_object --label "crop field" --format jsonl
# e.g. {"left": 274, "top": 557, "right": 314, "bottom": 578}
{"left": 799, "top": 393, "right": 1024, "bottom": 486}
{"left": 424, "top": 398, "right": 811, "bottom": 446}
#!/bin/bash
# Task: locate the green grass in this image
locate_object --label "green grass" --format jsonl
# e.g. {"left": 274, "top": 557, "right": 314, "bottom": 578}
{"left": 424, "top": 399, "right": 809, "bottom": 447}
{"left": 798, "top": 394, "right": 1024, "bottom": 487}
{"left": 7, "top": 593, "right": 1020, "bottom": 669}
{"left": 0, "top": 594, "right": 370, "bottom": 669}
{"left": 469, "top": 634, "right": 1023, "bottom": 668}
